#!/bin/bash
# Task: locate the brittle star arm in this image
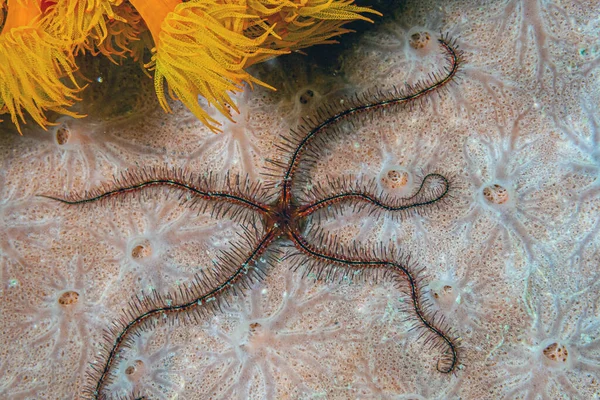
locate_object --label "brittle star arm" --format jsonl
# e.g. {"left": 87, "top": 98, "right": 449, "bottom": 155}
{"left": 281, "top": 35, "right": 462, "bottom": 202}
{"left": 297, "top": 173, "right": 450, "bottom": 217}
{"left": 288, "top": 229, "right": 459, "bottom": 373}
{"left": 38, "top": 169, "right": 270, "bottom": 214}
{"left": 91, "top": 227, "right": 277, "bottom": 399}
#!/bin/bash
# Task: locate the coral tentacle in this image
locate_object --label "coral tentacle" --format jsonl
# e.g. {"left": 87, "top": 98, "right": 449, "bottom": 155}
{"left": 0, "top": 0, "right": 83, "bottom": 133}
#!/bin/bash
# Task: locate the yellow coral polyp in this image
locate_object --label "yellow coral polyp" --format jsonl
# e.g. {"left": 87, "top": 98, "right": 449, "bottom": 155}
{"left": 0, "top": 0, "right": 82, "bottom": 134}
{"left": 132, "top": 0, "right": 287, "bottom": 132}
{"left": 93, "top": 2, "right": 148, "bottom": 64}
{"left": 41, "top": 0, "right": 124, "bottom": 55}
{"left": 244, "top": 0, "right": 382, "bottom": 65}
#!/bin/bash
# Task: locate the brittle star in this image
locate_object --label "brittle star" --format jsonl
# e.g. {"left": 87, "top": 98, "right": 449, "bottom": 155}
{"left": 41, "top": 34, "right": 463, "bottom": 399}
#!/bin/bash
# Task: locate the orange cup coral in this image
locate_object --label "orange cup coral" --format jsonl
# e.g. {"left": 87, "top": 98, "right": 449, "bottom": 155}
{"left": 0, "top": 0, "right": 82, "bottom": 134}
{"left": 131, "top": 0, "right": 288, "bottom": 132}
{"left": 0, "top": 0, "right": 381, "bottom": 133}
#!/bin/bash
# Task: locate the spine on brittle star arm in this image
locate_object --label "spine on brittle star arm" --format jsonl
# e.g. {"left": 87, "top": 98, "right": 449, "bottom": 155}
{"left": 89, "top": 228, "right": 277, "bottom": 399}
{"left": 278, "top": 34, "right": 463, "bottom": 199}
{"left": 298, "top": 173, "right": 450, "bottom": 217}
{"left": 289, "top": 230, "right": 460, "bottom": 373}
{"left": 37, "top": 167, "right": 270, "bottom": 213}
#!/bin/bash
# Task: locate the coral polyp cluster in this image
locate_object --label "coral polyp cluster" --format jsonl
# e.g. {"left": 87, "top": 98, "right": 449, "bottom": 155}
{"left": 0, "top": 0, "right": 381, "bottom": 133}
{"left": 0, "top": 0, "right": 82, "bottom": 134}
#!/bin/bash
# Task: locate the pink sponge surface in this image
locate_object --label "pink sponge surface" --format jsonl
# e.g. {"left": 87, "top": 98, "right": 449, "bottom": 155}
{"left": 1, "top": 0, "right": 600, "bottom": 398}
